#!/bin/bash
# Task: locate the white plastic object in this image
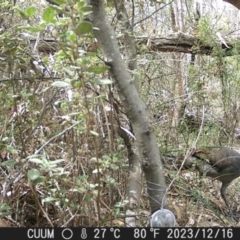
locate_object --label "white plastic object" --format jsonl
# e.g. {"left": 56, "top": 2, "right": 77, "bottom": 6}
{"left": 150, "top": 209, "right": 176, "bottom": 227}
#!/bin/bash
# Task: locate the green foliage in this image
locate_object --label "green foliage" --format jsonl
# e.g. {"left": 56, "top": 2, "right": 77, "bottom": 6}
{"left": 1, "top": 160, "right": 17, "bottom": 167}
{"left": 0, "top": 0, "right": 129, "bottom": 227}
{"left": 42, "top": 7, "right": 56, "bottom": 23}
{"left": 26, "top": 6, "right": 36, "bottom": 17}
{"left": 17, "top": 25, "right": 44, "bottom": 32}
{"left": 88, "top": 65, "right": 110, "bottom": 74}
{"left": 15, "top": 7, "right": 30, "bottom": 20}
{"left": 3, "top": 0, "right": 240, "bottom": 227}
{"left": 0, "top": 203, "right": 11, "bottom": 217}
{"left": 75, "top": 21, "right": 93, "bottom": 35}
{"left": 196, "top": 16, "right": 214, "bottom": 45}
{"left": 28, "top": 155, "right": 64, "bottom": 176}
{"left": 52, "top": 81, "right": 71, "bottom": 88}
{"left": 27, "top": 169, "right": 43, "bottom": 184}
{"left": 53, "top": 0, "right": 66, "bottom": 4}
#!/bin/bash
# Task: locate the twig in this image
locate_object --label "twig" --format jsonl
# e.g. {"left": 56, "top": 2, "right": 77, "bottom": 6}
{"left": 34, "top": 121, "right": 81, "bottom": 154}
{"left": 162, "top": 105, "right": 205, "bottom": 207}
{"left": 29, "top": 184, "right": 54, "bottom": 227}
{"left": 133, "top": 0, "right": 175, "bottom": 27}
{"left": 23, "top": 90, "right": 58, "bottom": 150}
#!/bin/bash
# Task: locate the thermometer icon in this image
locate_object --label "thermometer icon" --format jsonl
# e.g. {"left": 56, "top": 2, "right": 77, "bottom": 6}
{"left": 81, "top": 228, "right": 87, "bottom": 239}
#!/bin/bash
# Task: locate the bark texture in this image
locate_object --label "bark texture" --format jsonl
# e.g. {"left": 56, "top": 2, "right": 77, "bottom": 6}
{"left": 89, "top": 0, "right": 167, "bottom": 213}
{"left": 114, "top": 0, "right": 141, "bottom": 227}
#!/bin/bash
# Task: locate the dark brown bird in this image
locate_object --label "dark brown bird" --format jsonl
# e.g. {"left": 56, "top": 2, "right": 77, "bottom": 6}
{"left": 188, "top": 147, "right": 240, "bottom": 220}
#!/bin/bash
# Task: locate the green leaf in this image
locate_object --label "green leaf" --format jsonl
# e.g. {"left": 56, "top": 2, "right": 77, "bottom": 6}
{"left": 27, "top": 169, "right": 41, "bottom": 182}
{"left": 66, "top": 31, "right": 76, "bottom": 42}
{"left": 73, "top": 81, "right": 81, "bottom": 88}
{"left": 81, "top": 6, "right": 92, "bottom": 13}
{"left": 15, "top": 8, "right": 29, "bottom": 20}
{"left": 43, "top": 197, "right": 57, "bottom": 203}
{"left": 6, "top": 145, "right": 17, "bottom": 154}
{"left": 26, "top": 6, "right": 36, "bottom": 17}
{"left": 88, "top": 66, "right": 110, "bottom": 74}
{"left": 34, "top": 176, "right": 45, "bottom": 184}
{"left": 106, "top": 177, "right": 117, "bottom": 185}
{"left": 75, "top": 21, "right": 93, "bottom": 35}
{"left": 0, "top": 203, "right": 11, "bottom": 216}
{"left": 90, "top": 130, "right": 99, "bottom": 136}
{"left": 42, "top": 7, "right": 55, "bottom": 23}
{"left": 28, "top": 158, "right": 43, "bottom": 164}
{"left": 50, "top": 159, "right": 65, "bottom": 164}
{"left": 52, "top": 0, "right": 66, "bottom": 4}
{"left": 18, "top": 26, "right": 43, "bottom": 32}
{"left": 0, "top": 203, "right": 11, "bottom": 211}
{"left": 1, "top": 160, "right": 17, "bottom": 167}
{"left": 52, "top": 81, "right": 71, "bottom": 88}
{"left": 77, "top": 1, "right": 85, "bottom": 9}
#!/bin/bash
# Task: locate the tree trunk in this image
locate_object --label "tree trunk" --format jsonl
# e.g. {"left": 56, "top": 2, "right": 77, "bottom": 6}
{"left": 89, "top": 0, "right": 167, "bottom": 214}
{"left": 113, "top": 0, "right": 142, "bottom": 227}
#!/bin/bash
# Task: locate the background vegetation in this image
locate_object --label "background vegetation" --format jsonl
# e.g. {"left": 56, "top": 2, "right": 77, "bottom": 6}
{"left": 0, "top": 0, "right": 240, "bottom": 227}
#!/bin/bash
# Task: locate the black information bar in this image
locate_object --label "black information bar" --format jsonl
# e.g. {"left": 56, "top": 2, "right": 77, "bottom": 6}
{"left": 0, "top": 227, "right": 238, "bottom": 240}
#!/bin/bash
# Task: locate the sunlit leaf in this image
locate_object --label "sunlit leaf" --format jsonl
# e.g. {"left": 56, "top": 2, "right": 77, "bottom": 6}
{"left": 28, "top": 158, "right": 43, "bottom": 164}
{"left": 90, "top": 130, "right": 99, "bottom": 136}
{"left": 43, "top": 197, "right": 57, "bottom": 203}
{"left": 52, "top": 81, "right": 71, "bottom": 88}
{"left": 77, "top": 1, "right": 85, "bottom": 9}
{"left": 42, "top": 7, "right": 55, "bottom": 23}
{"left": 26, "top": 6, "right": 36, "bottom": 17}
{"left": 98, "top": 79, "right": 113, "bottom": 85}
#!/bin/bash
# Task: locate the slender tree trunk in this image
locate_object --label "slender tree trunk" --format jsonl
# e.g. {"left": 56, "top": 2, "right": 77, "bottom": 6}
{"left": 113, "top": 0, "right": 142, "bottom": 227}
{"left": 89, "top": 0, "right": 167, "bottom": 214}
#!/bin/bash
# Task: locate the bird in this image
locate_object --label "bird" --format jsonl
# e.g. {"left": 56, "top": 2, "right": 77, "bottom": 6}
{"left": 183, "top": 147, "right": 240, "bottom": 221}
